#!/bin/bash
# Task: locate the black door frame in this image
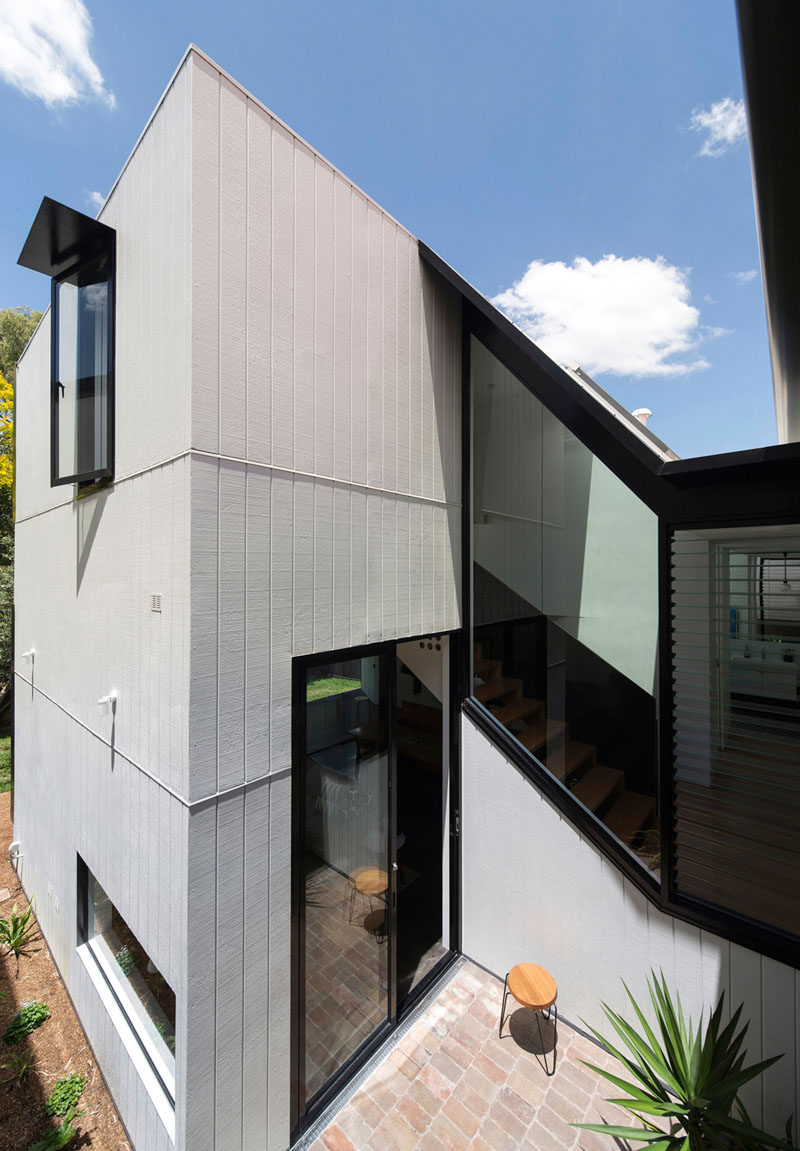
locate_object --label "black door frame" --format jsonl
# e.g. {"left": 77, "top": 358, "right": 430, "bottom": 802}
{"left": 290, "top": 630, "right": 462, "bottom": 1140}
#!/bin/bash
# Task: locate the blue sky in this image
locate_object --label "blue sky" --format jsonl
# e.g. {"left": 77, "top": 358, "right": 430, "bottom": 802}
{"left": 0, "top": 0, "right": 772, "bottom": 458}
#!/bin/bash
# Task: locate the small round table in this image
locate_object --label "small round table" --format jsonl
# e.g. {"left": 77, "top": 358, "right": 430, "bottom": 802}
{"left": 499, "top": 963, "right": 558, "bottom": 1075}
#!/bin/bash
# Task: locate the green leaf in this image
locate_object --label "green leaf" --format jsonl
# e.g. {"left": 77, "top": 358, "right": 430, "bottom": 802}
{"left": 573, "top": 1122, "right": 679, "bottom": 1145}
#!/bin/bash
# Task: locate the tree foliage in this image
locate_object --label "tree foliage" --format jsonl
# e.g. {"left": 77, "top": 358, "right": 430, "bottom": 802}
{"left": 0, "top": 306, "right": 42, "bottom": 389}
{"left": 0, "top": 306, "right": 41, "bottom": 715}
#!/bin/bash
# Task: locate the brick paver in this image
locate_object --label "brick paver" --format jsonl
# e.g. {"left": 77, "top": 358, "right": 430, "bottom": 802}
{"left": 308, "top": 960, "right": 629, "bottom": 1150}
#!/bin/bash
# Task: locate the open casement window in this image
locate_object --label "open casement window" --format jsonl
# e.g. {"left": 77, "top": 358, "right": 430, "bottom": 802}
{"left": 17, "top": 196, "right": 116, "bottom": 489}
{"left": 52, "top": 250, "right": 114, "bottom": 485}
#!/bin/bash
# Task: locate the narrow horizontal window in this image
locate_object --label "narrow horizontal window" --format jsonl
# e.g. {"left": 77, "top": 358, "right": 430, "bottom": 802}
{"left": 78, "top": 861, "right": 175, "bottom": 1103}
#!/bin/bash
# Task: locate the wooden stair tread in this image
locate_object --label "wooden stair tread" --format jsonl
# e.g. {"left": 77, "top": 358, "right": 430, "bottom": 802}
{"left": 491, "top": 697, "right": 544, "bottom": 726}
{"left": 604, "top": 791, "right": 656, "bottom": 843}
{"left": 516, "top": 719, "right": 568, "bottom": 753}
{"left": 474, "top": 656, "right": 502, "bottom": 678}
{"left": 545, "top": 740, "right": 595, "bottom": 782}
{"left": 475, "top": 676, "right": 523, "bottom": 703}
{"left": 571, "top": 765, "right": 624, "bottom": 812}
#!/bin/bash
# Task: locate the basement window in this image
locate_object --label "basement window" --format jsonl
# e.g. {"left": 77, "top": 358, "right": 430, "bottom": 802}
{"left": 77, "top": 860, "right": 175, "bottom": 1108}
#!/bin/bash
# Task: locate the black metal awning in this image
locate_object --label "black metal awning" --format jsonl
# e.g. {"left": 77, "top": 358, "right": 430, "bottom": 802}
{"left": 18, "top": 196, "right": 114, "bottom": 279}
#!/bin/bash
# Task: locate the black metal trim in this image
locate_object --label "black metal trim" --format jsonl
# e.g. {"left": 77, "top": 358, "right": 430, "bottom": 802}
{"left": 657, "top": 518, "right": 675, "bottom": 907}
{"left": 289, "top": 658, "right": 304, "bottom": 1137}
{"left": 438, "top": 248, "right": 800, "bottom": 972}
{"left": 462, "top": 697, "right": 661, "bottom": 901}
{"left": 448, "top": 629, "right": 463, "bottom": 957}
{"left": 464, "top": 698, "right": 800, "bottom": 969}
{"left": 422, "top": 241, "right": 800, "bottom": 527}
{"left": 76, "top": 855, "right": 88, "bottom": 944}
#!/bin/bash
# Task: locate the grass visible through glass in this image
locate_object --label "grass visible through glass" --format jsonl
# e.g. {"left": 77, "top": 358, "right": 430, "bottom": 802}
{"left": 306, "top": 676, "right": 361, "bottom": 701}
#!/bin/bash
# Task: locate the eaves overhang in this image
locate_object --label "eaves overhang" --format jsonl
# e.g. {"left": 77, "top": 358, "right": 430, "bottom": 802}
{"left": 18, "top": 196, "right": 115, "bottom": 278}
{"left": 737, "top": 0, "right": 800, "bottom": 445}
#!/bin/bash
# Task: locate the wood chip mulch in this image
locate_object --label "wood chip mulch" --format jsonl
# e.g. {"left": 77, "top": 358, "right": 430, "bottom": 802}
{"left": 0, "top": 791, "right": 131, "bottom": 1151}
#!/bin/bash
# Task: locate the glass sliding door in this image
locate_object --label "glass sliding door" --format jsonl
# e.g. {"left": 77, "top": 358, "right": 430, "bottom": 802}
{"left": 296, "top": 651, "right": 391, "bottom": 1113}
{"left": 293, "top": 637, "right": 457, "bottom": 1134}
{"left": 395, "top": 652, "right": 448, "bottom": 1007}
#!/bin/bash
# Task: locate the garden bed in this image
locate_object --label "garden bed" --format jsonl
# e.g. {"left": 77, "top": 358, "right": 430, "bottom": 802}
{"left": 0, "top": 792, "right": 129, "bottom": 1150}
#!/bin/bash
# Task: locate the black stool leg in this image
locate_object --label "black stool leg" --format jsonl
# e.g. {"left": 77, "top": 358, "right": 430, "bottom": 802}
{"left": 534, "top": 1003, "right": 558, "bottom": 1076}
{"left": 499, "top": 973, "right": 510, "bottom": 1038}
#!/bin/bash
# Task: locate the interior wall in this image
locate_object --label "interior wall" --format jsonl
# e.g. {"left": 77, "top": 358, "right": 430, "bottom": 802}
{"left": 461, "top": 713, "right": 800, "bottom": 1135}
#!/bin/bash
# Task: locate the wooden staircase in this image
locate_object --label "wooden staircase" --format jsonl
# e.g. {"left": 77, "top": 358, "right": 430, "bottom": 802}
{"left": 474, "top": 643, "right": 657, "bottom": 858}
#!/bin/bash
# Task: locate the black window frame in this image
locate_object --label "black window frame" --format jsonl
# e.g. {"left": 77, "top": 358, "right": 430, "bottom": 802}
{"left": 421, "top": 241, "right": 800, "bottom": 972}
{"left": 50, "top": 243, "right": 116, "bottom": 488}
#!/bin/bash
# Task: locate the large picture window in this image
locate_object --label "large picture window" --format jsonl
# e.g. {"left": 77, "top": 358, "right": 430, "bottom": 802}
{"left": 77, "top": 861, "right": 175, "bottom": 1105}
{"left": 469, "top": 334, "right": 660, "bottom": 875}
{"left": 52, "top": 249, "right": 114, "bottom": 486}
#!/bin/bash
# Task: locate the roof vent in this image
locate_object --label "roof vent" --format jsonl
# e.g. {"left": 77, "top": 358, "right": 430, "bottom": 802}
{"left": 632, "top": 408, "right": 653, "bottom": 428}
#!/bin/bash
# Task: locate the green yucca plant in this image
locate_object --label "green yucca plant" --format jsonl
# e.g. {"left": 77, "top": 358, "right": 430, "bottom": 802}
{"left": 573, "top": 971, "right": 797, "bottom": 1150}
{"left": 0, "top": 897, "right": 38, "bottom": 974}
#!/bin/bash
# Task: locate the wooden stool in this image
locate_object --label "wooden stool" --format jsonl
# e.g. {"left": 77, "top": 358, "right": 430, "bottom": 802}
{"left": 499, "top": 963, "right": 558, "bottom": 1075}
{"left": 347, "top": 867, "right": 388, "bottom": 925}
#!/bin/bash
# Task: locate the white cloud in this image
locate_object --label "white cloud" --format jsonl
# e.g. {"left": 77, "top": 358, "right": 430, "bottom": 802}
{"left": 0, "top": 0, "right": 115, "bottom": 108}
{"left": 86, "top": 189, "right": 105, "bottom": 211}
{"left": 690, "top": 97, "right": 746, "bottom": 157}
{"left": 733, "top": 268, "right": 758, "bottom": 284}
{"left": 492, "top": 254, "right": 711, "bottom": 378}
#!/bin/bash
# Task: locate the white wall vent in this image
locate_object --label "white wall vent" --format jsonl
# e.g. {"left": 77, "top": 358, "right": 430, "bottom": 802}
{"left": 151, "top": 593, "right": 163, "bottom": 613}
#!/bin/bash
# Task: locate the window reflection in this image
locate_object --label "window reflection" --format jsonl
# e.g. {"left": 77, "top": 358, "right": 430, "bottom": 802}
{"left": 302, "top": 655, "right": 389, "bottom": 1103}
{"left": 470, "top": 335, "right": 660, "bottom": 873}
{"left": 87, "top": 874, "right": 176, "bottom": 1069}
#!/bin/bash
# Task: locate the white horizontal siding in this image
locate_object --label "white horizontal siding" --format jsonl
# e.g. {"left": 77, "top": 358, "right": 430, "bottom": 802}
{"left": 461, "top": 713, "right": 800, "bottom": 1134}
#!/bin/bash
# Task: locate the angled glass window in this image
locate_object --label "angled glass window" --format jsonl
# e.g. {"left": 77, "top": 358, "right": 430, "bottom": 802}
{"left": 470, "top": 334, "right": 660, "bottom": 874}
{"left": 78, "top": 861, "right": 175, "bottom": 1105}
{"left": 52, "top": 250, "right": 113, "bottom": 485}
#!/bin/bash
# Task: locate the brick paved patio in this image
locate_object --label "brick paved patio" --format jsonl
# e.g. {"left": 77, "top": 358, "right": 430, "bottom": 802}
{"left": 309, "top": 959, "right": 632, "bottom": 1151}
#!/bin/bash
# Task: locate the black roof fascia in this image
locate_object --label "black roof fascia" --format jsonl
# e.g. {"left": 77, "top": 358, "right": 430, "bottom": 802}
{"left": 420, "top": 241, "right": 800, "bottom": 527}
{"left": 737, "top": 0, "right": 800, "bottom": 445}
{"left": 18, "top": 196, "right": 115, "bottom": 278}
{"left": 419, "top": 241, "right": 669, "bottom": 517}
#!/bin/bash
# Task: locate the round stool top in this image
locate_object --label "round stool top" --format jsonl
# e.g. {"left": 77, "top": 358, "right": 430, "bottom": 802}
{"left": 507, "top": 963, "right": 557, "bottom": 1011}
{"left": 353, "top": 868, "right": 388, "bottom": 896}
